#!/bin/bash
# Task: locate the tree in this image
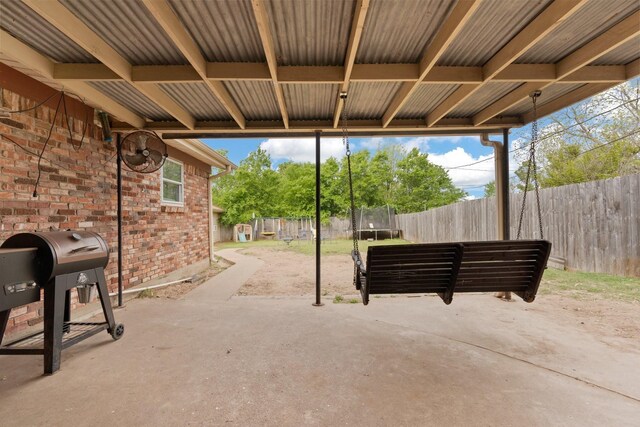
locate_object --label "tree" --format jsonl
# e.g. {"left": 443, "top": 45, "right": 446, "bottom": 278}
{"left": 320, "top": 157, "right": 343, "bottom": 217}
{"left": 278, "top": 162, "right": 315, "bottom": 217}
{"left": 514, "top": 81, "right": 640, "bottom": 189}
{"left": 212, "top": 149, "right": 280, "bottom": 225}
{"left": 393, "top": 148, "right": 466, "bottom": 213}
{"left": 484, "top": 181, "right": 496, "bottom": 197}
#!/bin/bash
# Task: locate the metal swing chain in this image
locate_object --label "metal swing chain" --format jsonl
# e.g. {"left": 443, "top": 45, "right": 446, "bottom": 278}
{"left": 341, "top": 93, "right": 361, "bottom": 283}
{"left": 516, "top": 91, "right": 544, "bottom": 240}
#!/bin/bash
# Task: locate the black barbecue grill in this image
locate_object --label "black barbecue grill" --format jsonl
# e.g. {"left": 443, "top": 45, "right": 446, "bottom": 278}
{"left": 0, "top": 230, "right": 123, "bottom": 375}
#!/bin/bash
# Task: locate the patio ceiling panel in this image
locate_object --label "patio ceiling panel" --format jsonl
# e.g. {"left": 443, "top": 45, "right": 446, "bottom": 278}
{"left": 264, "top": 0, "right": 355, "bottom": 66}
{"left": 60, "top": 0, "right": 187, "bottom": 66}
{"left": 282, "top": 84, "right": 337, "bottom": 120}
{"left": 516, "top": 0, "right": 639, "bottom": 64}
{"left": 436, "top": 0, "right": 552, "bottom": 66}
{"left": 355, "top": 0, "right": 454, "bottom": 64}
{"left": 90, "top": 81, "right": 172, "bottom": 121}
{"left": 591, "top": 36, "right": 640, "bottom": 65}
{"left": 447, "top": 82, "right": 521, "bottom": 118}
{"left": 223, "top": 81, "right": 281, "bottom": 121}
{"left": 0, "top": 0, "right": 95, "bottom": 63}
{"left": 502, "top": 83, "right": 585, "bottom": 117}
{"left": 1, "top": 0, "right": 637, "bottom": 136}
{"left": 346, "top": 82, "right": 403, "bottom": 120}
{"left": 158, "top": 83, "right": 232, "bottom": 121}
{"left": 396, "top": 84, "right": 459, "bottom": 119}
{"left": 167, "top": 0, "right": 265, "bottom": 62}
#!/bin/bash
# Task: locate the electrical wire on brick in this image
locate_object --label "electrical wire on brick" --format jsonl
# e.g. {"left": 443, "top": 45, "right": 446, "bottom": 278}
{"left": 32, "top": 92, "right": 64, "bottom": 197}
{"left": 1, "top": 133, "right": 118, "bottom": 171}
{"left": 0, "top": 91, "right": 58, "bottom": 114}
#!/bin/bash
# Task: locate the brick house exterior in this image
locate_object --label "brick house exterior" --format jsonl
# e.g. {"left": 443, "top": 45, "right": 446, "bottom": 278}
{"left": 0, "top": 68, "right": 233, "bottom": 336}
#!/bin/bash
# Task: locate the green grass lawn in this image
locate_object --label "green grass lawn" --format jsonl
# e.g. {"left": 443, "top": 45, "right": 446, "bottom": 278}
{"left": 216, "top": 238, "right": 640, "bottom": 303}
{"left": 539, "top": 268, "right": 640, "bottom": 303}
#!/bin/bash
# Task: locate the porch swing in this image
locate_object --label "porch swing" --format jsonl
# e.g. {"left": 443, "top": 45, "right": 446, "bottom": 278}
{"left": 340, "top": 92, "right": 552, "bottom": 305}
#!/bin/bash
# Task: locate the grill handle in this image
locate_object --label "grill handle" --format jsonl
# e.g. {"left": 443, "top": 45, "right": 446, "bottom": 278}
{"left": 69, "top": 245, "right": 100, "bottom": 253}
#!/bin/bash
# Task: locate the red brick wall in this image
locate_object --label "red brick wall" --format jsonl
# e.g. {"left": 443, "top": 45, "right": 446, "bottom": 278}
{"left": 0, "top": 86, "right": 211, "bottom": 336}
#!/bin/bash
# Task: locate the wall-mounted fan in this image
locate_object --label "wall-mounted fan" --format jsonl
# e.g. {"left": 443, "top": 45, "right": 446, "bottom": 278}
{"left": 120, "top": 131, "right": 168, "bottom": 173}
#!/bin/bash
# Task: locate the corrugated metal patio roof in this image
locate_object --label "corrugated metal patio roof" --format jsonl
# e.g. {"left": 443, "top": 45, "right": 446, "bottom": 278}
{"left": 0, "top": 0, "right": 637, "bottom": 138}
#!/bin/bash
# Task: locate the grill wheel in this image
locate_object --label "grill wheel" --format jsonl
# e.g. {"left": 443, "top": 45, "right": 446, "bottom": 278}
{"left": 110, "top": 323, "right": 125, "bottom": 340}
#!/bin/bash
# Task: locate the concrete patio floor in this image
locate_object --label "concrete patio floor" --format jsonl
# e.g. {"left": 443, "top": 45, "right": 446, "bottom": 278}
{"left": 0, "top": 249, "right": 638, "bottom": 426}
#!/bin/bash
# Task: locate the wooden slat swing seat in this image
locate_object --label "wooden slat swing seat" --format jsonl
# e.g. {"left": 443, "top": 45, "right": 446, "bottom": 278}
{"left": 340, "top": 91, "right": 551, "bottom": 305}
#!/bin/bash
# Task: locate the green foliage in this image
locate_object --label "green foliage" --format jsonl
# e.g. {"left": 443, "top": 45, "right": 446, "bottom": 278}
{"left": 213, "top": 149, "right": 280, "bottom": 225}
{"left": 514, "top": 81, "right": 640, "bottom": 189}
{"left": 393, "top": 148, "right": 466, "bottom": 212}
{"left": 212, "top": 144, "right": 466, "bottom": 224}
{"left": 484, "top": 181, "right": 496, "bottom": 197}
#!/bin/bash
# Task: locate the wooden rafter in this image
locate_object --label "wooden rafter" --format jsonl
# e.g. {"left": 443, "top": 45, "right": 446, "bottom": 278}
{"left": 23, "top": 0, "right": 195, "bottom": 129}
{"left": 0, "top": 28, "right": 145, "bottom": 128}
{"left": 382, "top": 0, "right": 481, "bottom": 127}
{"left": 427, "top": 0, "right": 589, "bottom": 127}
{"left": 474, "top": 10, "right": 640, "bottom": 126}
{"left": 141, "top": 0, "right": 246, "bottom": 129}
{"left": 332, "top": 0, "right": 370, "bottom": 128}
{"left": 251, "top": 0, "right": 289, "bottom": 128}
{"left": 521, "top": 83, "right": 615, "bottom": 124}
{"left": 51, "top": 62, "right": 630, "bottom": 86}
{"left": 520, "top": 59, "right": 640, "bottom": 124}
{"left": 111, "top": 117, "right": 522, "bottom": 136}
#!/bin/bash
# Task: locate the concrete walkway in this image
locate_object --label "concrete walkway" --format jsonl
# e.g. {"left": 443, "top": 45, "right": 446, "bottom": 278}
{"left": 0, "top": 250, "right": 638, "bottom": 426}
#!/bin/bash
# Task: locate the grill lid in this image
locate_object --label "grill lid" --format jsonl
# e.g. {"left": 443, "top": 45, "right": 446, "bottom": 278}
{"left": 1, "top": 231, "right": 109, "bottom": 284}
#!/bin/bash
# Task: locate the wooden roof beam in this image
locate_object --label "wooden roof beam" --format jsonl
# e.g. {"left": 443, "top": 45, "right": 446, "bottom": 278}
{"left": 113, "top": 118, "right": 521, "bottom": 134}
{"left": 382, "top": 0, "right": 481, "bottom": 127}
{"left": 0, "top": 28, "right": 145, "bottom": 128}
{"left": 556, "top": 10, "right": 640, "bottom": 79}
{"left": 141, "top": 0, "right": 246, "bottom": 129}
{"left": 627, "top": 58, "right": 640, "bottom": 79}
{"left": 474, "top": 11, "right": 640, "bottom": 126}
{"left": 23, "top": 0, "right": 195, "bottom": 129}
{"left": 51, "top": 62, "right": 628, "bottom": 85}
{"left": 521, "top": 83, "right": 615, "bottom": 123}
{"left": 520, "top": 58, "right": 640, "bottom": 124}
{"left": 251, "top": 0, "right": 289, "bottom": 128}
{"left": 332, "top": 0, "right": 370, "bottom": 128}
{"left": 428, "top": 0, "right": 589, "bottom": 127}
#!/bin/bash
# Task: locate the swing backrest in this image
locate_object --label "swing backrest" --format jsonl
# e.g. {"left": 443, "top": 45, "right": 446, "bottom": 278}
{"left": 364, "top": 240, "right": 551, "bottom": 304}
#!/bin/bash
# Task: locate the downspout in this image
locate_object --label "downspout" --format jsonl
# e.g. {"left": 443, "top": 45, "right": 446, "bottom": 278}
{"left": 480, "top": 133, "right": 506, "bottom": 240}
{"left": 208, "top": 165, "right": 233, "bottom": 262}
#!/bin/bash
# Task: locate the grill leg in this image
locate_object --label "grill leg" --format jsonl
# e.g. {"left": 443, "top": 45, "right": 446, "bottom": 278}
{"left": 0, "top": 309, "right": 10, "bottom": 346}
{"left": 95, "top": 268, "right": 116, "bottom": 332}
{"left": 63, "top": 290, "right": 71, "bottom": 333}
{"left": 43, "top": 277, "right": 67, "bottom": 375}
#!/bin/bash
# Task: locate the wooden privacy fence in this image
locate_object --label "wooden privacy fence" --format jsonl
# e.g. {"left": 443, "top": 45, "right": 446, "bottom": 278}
{"left": 396, "top": 174, "right": 640, "bottom": 277}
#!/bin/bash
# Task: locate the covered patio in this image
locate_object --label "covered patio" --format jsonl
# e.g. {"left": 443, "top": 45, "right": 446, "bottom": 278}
{"left": 0, "top": 249, "right": 638, "bottom": 426}
{"left": 1, "top": 1, "right": 639, "bottom": 424}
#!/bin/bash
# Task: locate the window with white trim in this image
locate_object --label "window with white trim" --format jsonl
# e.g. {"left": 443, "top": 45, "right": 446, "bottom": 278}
{"left": 161, "top": 158, "right": 184, "bottom": 205}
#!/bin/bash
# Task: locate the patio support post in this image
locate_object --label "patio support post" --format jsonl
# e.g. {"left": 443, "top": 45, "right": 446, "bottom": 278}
{"left": 481, "top": 132, "right": 509, "bottom": 240}
{"left": 501, "top": 129, "right": 510, "bottom": 240}
{"left": 313, "top": 130, "right": 323, "bottom": 307}
{"left": 116, "top": 133, "right": 123, "bottom": 307}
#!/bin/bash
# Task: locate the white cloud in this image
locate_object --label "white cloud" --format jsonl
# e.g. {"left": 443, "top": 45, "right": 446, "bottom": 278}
{"left": 402, "top": 137, "right": 430, "bottom": 152}
{"left": 260, "top": 137, "right": 345, "bottom": 163}
{"left": 358, "top": 137, "right": 385, "bottom": 150}
{"left": 428, "top": 147, "right": 495, "bottom": 188}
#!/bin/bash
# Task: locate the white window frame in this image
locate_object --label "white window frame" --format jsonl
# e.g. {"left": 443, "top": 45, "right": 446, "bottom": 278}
{"left": 161, "top": 158, "right": 184, "bottom": 206}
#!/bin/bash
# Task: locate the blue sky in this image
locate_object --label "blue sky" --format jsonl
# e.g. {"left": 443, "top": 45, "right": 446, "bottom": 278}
{"left": 203, "top": 129, "right": 530, "bottom": 199}
{"left": 201, "top": 79, "right": 637, "bottom": 200}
